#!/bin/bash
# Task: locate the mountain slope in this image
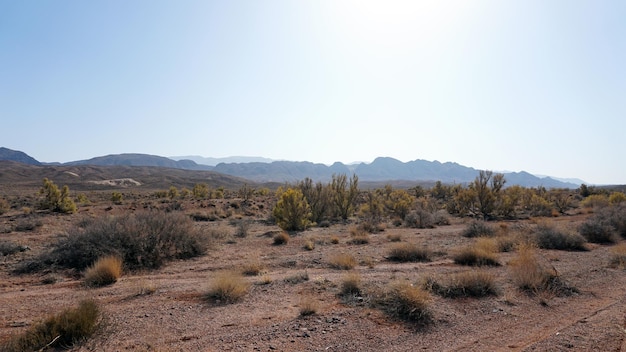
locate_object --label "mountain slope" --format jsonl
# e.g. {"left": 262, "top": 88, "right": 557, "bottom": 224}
{"left": 65, "top": 153, "right": 213, "bottom": 170}
{"left": 0, "top": 147, "right": 41, "bottom": 165}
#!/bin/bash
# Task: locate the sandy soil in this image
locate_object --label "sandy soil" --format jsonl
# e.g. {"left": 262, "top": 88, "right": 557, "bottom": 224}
{"left": 1, "top": 200, "right": 625, "bottom": 352}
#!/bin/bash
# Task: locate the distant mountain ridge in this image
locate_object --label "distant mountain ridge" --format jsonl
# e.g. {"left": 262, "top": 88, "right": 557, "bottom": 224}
{"left": 0, "top": 147, "right": 41, "bottom": 165}
{"left": 0, "top": 148, "right": 581, "bottom": 188}
{"left": 170, "top": 155, "right": 274, "bottom": 166}
{"left": 65, "top": 153, "right": 212, "bottom": 171}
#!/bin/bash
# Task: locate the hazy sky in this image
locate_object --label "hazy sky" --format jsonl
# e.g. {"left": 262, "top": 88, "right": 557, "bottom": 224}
{"left": 1, "top": 1, "right": 624, "bottom": 184}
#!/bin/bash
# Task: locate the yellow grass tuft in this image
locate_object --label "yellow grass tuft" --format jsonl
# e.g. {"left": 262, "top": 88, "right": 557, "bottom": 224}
{"left": 83, "top": 255, "right": 123, "bottom": 287}
{"left": 329, "top": 253, "right": 358, "bottom": 270}
{"left": 206, "top": 271, "right": 250, "bottom": 303}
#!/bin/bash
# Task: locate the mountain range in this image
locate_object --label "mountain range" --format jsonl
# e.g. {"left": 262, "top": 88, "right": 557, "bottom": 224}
{"left": 0, "top": 147, "right": 582, "bottom": 188}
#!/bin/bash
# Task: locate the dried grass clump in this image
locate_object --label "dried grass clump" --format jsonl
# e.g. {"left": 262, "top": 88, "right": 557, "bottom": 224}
{"left": 535, "top": 223, "right": 587, "bottom": 251}
{"left": 329, "top": 253, "right": 357, "bottom": 270}
{"left": 273, "top": 231, "right": 290, "bottom": 245}
{"left": 83, "top": 255, "right": 123, "bottom": 287}
{"left": 378, "top": 282, "right": 431, "bottom": 324}
{"left": 298, "top": 295, "right": 318, "bottom": 316}
{"left": 425, "top": 271, "right": 498, "bottom": 298}
{"left": 283, "top": 271, "right": 309, "bottom": 284}
{"left": 387, "top": 233, "right": 402, "bottom": 242}
{"left": 387, "top": 243, "right": 431, "bottom": 262}
{"left": 241, "top": 260, "right": 265, "bottom": 276}
{"left": 453, "top": 238, "right": 500, "bottom": 266}
{"left": 349, "top": 227, "right": 370, "bottom": 245}
{"left": 303, "top": 239, "right": 315, "bottom": 251}
{"left": 206, "top": 271, "right": 250, "bottom": 303}
{"left": 509, "top": 244, "right": 577, "bottom": 296}
{"left": 462, "top": 220, "right": 496, "bottom": 238}
{"left": 609, "top": 243, "right": 626, "bottom": 269}
{"left": 340, "top": 272, "right": 362, "bottom": 296}
{"left": 2, "top": 299, "right": 100, "bottom": 352}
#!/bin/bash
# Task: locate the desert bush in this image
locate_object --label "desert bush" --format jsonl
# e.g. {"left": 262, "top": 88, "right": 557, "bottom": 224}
{"left": 0, "top": 240, "right": 27, "bottom": 256}
{"left": 426, "top": 271, "right": 498, "bottom": 298}
{"left": 330, "top": 235, "right": 340, "bottom": 244}
{"left": 273, "top": 188, "right": 311, "bottom": 231}
{"left": 534, "top": 223, "right": 586, "bottom": 250}
{"left": 234, "top": 220, "right": 250, "bottom": 238}
{"left": 432, "top": 209, "right": 451, "bottom": 225}
{"left": 39, "top": 178, "right": 77, "bottom": 213}
{"left": 83, "top": 255, "right": 123, "bottom": 287}
{"left": 377, "top": 281, "right": 431, "bottom": 324}
{"left": 2, "top": 299, "right": 99, "bottom": 352}
{"left": 206, "top": 271, "right": 250, "bottom": 303}
{"left": 14, "top": 216, "right": 43, "bottom": 232}
{"left": 579, "top": 216, "right": 618, "bottom": 243}
{"left": 340, "top": 272, "right": 362, "bottom": 296}
{"left": 331, "top": 173, "right": 359, "bottom": 220}
{"left": 453, "top": 239, "right": 500, "bottom": 266}
{"left": 404, "top": 209, "right": 434, "bottom": 229}
{"left": 609, "top": 243, "right": 626, "bottom": 269}
{"left": 462, "top": 220, "right": 496, "bottom": 238}
{"left": 284, "top": 271, "right": 309, "bottom": 284}
{"left": 193, "top": 183, "right": 209, "bottom": 199}
{"left": 581, "top": 194, "right": 609, "bottom": 209}
{"left": 111, "top": 191, "right": 123, "bottom": 204}
{"left": 16, "top": 211, "right": 208, "bottom": 273}
{"left": 599, "top": 204, "right": 626, "bottom": 237}
{"left": 387, "top": 243, "right": 431, "bottom": 262}
{"left": 329, "top": 253, "right": 357, "bottom": 270}
{"left": 509, "top": 244, "right": 576, "bottom": 295}
{"left": 273, "top": 231, "right": 290, "bottom": 245}
{"left": 609, "top": 192, "right": 626, "bottom": 205}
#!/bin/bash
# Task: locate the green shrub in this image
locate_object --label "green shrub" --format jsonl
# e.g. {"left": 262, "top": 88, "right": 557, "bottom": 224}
{"left": 462, "top": 220, "right": 495, "bottom": 238}
{"left": 39, "top": 178, "right": 76, "bottom": 213}
{"left": 535, "top": 223, "right": 586, "bottom": 250}
{"left": 405, "top": 209, "right": 434, "bottom": 229}
{"left": 111, "top": 191, "right": 123, "bottom": 204}
{"left": 273, "top": 188, "right": 311, "bottom": 231}
{"left": 387, "top": 243, "right": 431, "bottom": 262}
{"left": 2, "top": 299, "right": 100, "bottom": 352}
{"left": 16, "top": 211, "right": 208, "bottom": 273}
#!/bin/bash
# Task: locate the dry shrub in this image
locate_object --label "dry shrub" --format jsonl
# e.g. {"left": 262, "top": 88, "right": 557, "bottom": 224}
{"left": 609, "top": 243, "right": 626, "bottom": 269}
{"left": 330, "top": 236, "right": 340, "bottom": 244}
{"left": 0, "top": 240, "right": 27, "bottom": 256}
{"left": 405, "top": 209, "right": 435, "bottom": 229}
{"left": 83, "top": 255, "right": 122, "bottom": 287}
{"left": 234, "top": 219, "right": 250, "bottom": 238}
{"left": 453, "top": 238, "right": 500, "bottom": 266}
{"left": 425, "top": 271, "right": 498, "bottom": 298}
{"left": 284, "top": 271, "right": 309, "bottom": 284}
{"left": 378, "top": 281, "right": 431, "bottom": 324}
{"left": 16, "top": 211, "right": 208, "bottom": 273}
{"left": 303, "top": 239, "right": 315, "bottom": 251}
{"left": 206, "top": 271, "right": 250, "bottom": 303}
{"left": 329, "top": 253, "right": 357, "bottom": 270}
{"left": 340, "top": 272, "right": 362, "bottom": 296}
{"left": 535, "top": 223, "right": 587, "bottom": 251}
{"left": 387, "top": 233, "right": 402, "bottom": 242}
{"left": 3, "top": 299, "right": 100, "bottom": 352}
{"left": 509, "top": 244, "right": 576, "bottom": 296}
{"left": 387, "top": 243, "right": 431, "bottom": 262}
{"left": 241, "top": 260, "right": 265, "bottom": 276}
{"left": 298, "top": 295, "right": 318, "bottom": 316}
{"left": 273, "top": 231, "right": 290, "bottom": 245}
{"left": 462, "top": 220, "right": 496, "bottom": 238}
{"left": 349, "top": 227, "right": 370, "bottom": 245}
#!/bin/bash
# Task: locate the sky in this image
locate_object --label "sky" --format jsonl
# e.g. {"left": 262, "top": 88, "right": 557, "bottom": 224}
{"left": 1, "top": 1, "right": 624, "bottom": 184}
